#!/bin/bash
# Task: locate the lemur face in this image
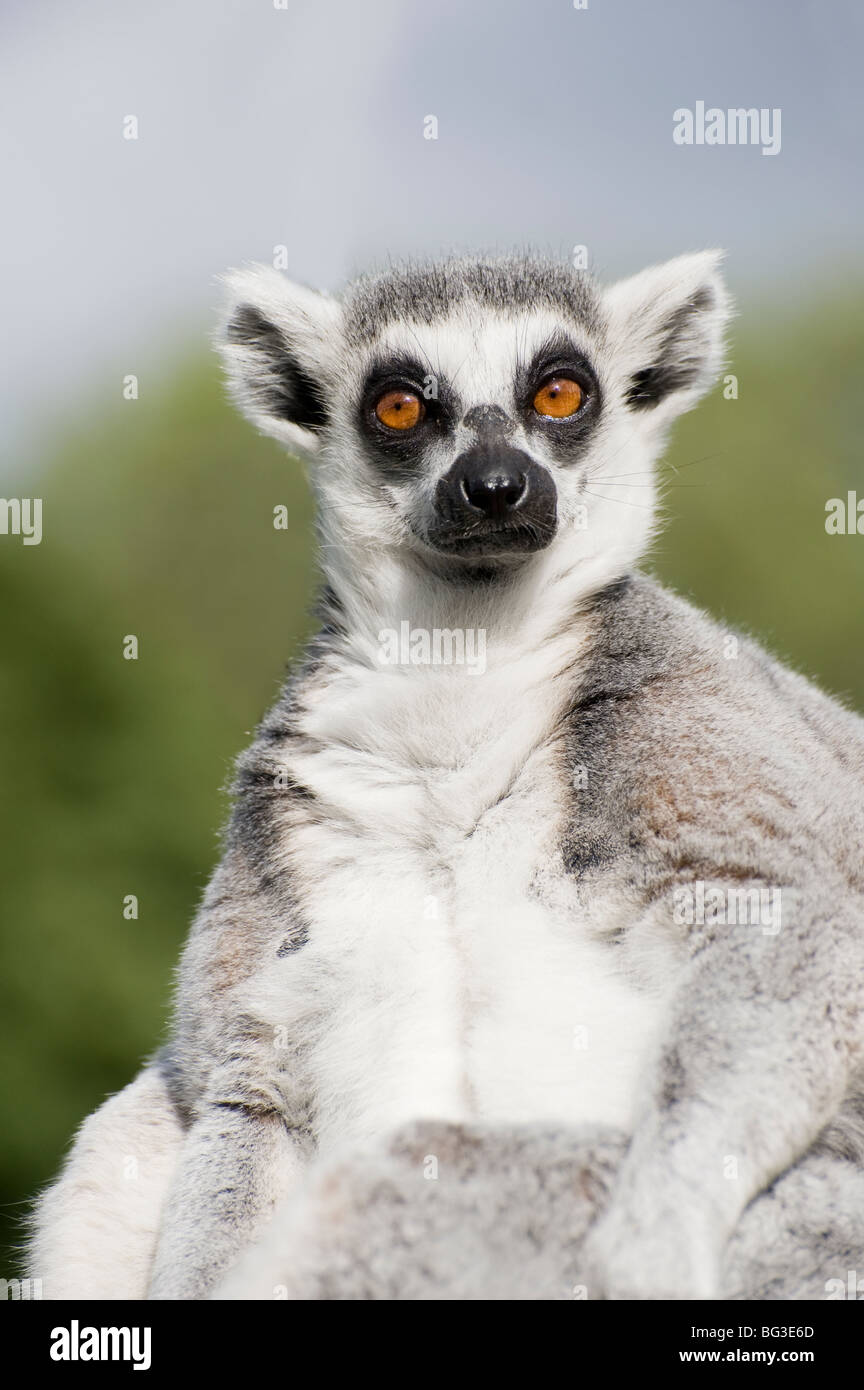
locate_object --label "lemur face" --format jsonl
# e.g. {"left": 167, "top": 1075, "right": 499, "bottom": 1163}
{"left": 219, "top": 253, "right": 728, "bottom": 583}
{"left": 350, "top": 304, "right": 604, "bottom": 562}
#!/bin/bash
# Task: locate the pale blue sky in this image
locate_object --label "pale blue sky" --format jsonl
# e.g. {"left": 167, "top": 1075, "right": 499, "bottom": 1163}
{"left": 2, "top": 0, "right": 861, "bottom": 464}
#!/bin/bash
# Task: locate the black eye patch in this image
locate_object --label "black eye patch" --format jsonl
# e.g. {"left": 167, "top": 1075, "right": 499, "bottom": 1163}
{"left": 517, "top": 335, "right": 603, "bottom": 463}
{"left": 358, "top": 353, "right": 456, "bottom": 476}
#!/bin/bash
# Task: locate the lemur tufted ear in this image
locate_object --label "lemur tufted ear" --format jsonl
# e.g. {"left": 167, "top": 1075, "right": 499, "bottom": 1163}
{"left": 216, "top": 265, "right": 343, "bottom": 456}
{"left": 602, "top": 251, "right": 731, "bottom": 421}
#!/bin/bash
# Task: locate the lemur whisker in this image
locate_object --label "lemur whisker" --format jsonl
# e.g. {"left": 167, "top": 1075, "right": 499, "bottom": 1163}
{"left": 403, "top": 324, "right": 439, "bottom": 381}
{"left": 581, "top": 488, "right": 655, "bottom": 511}
{"left": 448, "top": 348, "right": 474, "bottom": 391}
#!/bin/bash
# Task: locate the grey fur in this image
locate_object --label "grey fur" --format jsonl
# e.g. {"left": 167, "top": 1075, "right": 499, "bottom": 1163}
{"left": 214, "top": 1119, "right": 864, "bottom": 1301}
{"left": 342, "top": 253, "right": 603, "bottom": 346}
{"left": 28, "top": 251, "right": 864, "bottom": 1302}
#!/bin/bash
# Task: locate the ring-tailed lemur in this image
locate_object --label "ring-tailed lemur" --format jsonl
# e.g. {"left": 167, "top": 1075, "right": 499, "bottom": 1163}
{"left": 29, "top": 252, "right": 864, "bottom": 1300}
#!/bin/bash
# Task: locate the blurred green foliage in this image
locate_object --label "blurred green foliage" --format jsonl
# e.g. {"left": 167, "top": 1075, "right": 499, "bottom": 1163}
{"left": 1, "top": 285, "right": 862, "bottom": 1274}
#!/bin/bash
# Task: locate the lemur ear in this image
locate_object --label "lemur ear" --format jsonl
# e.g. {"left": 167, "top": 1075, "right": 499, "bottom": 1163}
{"left": 602, "top": 251, "right": 730, "bottom": 420}
{"left": 216, "top": 265, "right": 343, "bottom": 456}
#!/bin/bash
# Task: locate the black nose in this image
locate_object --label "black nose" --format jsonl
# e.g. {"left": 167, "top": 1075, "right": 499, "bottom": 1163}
{"left": 459, "top": 456, "right": 527, "bottom": 520}
{"left": 431, "top": 446, "right": 558, "bottom": 556}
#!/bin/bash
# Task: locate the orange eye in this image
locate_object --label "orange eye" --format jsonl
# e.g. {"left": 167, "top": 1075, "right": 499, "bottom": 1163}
{"left": 533, "top": 377, "right": 583, "bottom": 418}
{"left": 375, "top": 389, "right": 424, "bottom": 430}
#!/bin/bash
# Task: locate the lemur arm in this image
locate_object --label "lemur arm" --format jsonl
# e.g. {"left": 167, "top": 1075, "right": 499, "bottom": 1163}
{"left": 27, "top": 1058, "right": 184, "bottom": 1299}
{"left": 143, "top": 842, "right": 313, "bottom": 1300}
{"left": 146, "top": 1095, "right": 306, "bottom": 1300}
{"left": 580, "top": 877, "right": 864, "bottom": 1299}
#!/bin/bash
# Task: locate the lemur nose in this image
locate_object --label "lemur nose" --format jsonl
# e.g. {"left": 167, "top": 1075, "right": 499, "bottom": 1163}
{"left": 460, "top": 462, "right": 527, "bottom": 520}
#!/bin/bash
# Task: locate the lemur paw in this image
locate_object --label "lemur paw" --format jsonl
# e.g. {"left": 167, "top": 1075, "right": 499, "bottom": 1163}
{"left": 579, "top": 1206, "right": 720, "bottom": 1301}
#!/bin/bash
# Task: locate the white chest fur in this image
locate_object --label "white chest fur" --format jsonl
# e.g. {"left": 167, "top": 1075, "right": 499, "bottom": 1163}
{"left": 248, "top": 654, "right": 666, "bottom": 1155}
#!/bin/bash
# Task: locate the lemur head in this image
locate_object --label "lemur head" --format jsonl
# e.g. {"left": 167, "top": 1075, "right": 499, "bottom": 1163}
{"left": 218, "top": 252, "right": 728, "bottom": 605}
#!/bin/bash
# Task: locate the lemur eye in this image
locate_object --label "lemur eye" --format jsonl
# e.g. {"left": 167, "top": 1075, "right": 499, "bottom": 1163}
{"left": 533, "top": 377, "right": 583, "bottom": 419}
{"left": 375, "top": 389, "right": 425, "bottom": 430}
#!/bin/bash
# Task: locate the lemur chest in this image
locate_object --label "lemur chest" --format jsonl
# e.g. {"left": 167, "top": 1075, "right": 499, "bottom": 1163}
{"left": 264, "top": 671, "right": 665, "bottom": 1152}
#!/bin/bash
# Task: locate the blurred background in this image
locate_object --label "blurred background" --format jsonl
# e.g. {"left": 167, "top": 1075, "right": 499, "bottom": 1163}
{"left": 1, "top": 0, "right": 862, "bottom": 1277}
